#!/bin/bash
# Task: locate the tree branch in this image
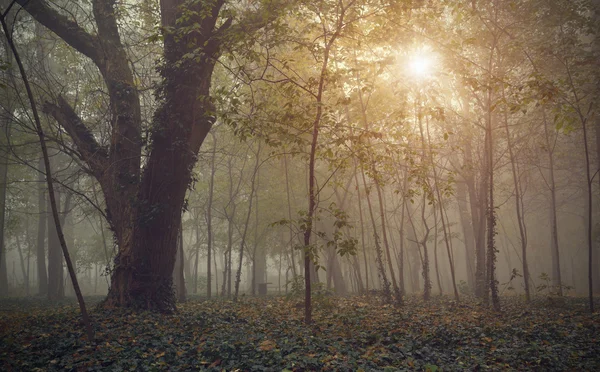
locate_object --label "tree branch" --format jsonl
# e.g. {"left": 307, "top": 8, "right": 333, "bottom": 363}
{"left": 42, "top": 96, "right": 108, "bottom": 176}
{"left": 15, "top": 0, "right": 100, "bottom": 62}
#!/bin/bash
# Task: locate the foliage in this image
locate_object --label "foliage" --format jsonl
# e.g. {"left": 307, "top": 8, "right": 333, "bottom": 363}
{"left": 537, "top": 273, "right": 574, "bottom": 297}
{"left": 1, "top": 296, "right": 599, "bottom": 371}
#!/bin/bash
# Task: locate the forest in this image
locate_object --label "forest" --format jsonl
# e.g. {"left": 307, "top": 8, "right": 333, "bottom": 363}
{"left": 0, "top": 0, "right": 599, "bottom": 370}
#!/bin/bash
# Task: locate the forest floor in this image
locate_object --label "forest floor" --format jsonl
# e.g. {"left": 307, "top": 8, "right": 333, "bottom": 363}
{"left": 0, "top": 294, "right": 599, "bottom": 371}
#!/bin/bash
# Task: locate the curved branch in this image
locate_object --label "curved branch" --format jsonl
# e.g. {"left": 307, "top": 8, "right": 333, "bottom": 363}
{"left": 15, "top": 0, "right": 100, "bottom": 61}
{"left": 42, "top": 96, "right": 108, "bottom": 176}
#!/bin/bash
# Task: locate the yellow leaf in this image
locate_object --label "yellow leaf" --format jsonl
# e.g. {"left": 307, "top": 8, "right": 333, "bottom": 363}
{"left": 259, "top": 340, "right": 276, "bottom": 351}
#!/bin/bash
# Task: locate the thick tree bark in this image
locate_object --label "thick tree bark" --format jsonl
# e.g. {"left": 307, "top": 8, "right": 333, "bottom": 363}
{"left": 18, "top": 0, "right": 286, "bottom": 312}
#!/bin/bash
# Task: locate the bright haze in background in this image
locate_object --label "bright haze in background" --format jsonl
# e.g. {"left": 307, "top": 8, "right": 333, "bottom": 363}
{"left": 407, "top": 48, "right": 436, "bottom": 79}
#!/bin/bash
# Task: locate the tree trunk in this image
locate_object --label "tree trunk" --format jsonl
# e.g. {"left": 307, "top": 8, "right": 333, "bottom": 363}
{"left": 1, "top": 10, "right": 94, "bottom": 338}
{"left": 485, "top": 62, "right": 500, "bottom": 311}
{"left": 36, "top": 157, "right": 48, "bottom": 296}
{"left": 0, "top": 109, "right": 8, "bottom": 297}
{"left": 473, "top": 141, "right": 488, "bottom": 299}
{"left": 206, "top": 132, "right": 217, "bottom": 298}
{"left": 350, "top": 160, "right": 369, "bottom": 292}
{"left": 433, "top": 208, "right": 443, "bottom": 295}
{"left": 173, "top": 225, "right": 186, "bottom": 302}
{"left": 234, "top": 142, "right": 261, "bottom": 301}
{"left": 47, "top": 184, "right": 63, "bottom": 300}
{"left": 502, "top": 95, "right": 531, "bottom": 301}
{"left": 456, "top": 181, "right": 475, "bottom": 290}
{"left": 360, "top": 169, "right": 392, "bottom": 301}
{"left": 193, "top": 213, "right": 201, "bottom": 295}
{"left": 17, "top": 0, "right": 236, "bottom": 313}
{"left": 541, "top": 109, "right": 562, "bottom": 296}
{"left": 283, "top": 154, "right": 297, "bottom": 277}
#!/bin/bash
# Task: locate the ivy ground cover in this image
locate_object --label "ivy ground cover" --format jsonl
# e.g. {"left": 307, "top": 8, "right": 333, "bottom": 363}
{"left": 1, "top": 295, "right": 599, "bottom": 371}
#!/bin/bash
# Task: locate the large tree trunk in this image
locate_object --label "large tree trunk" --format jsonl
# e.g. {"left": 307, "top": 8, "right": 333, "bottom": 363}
{"left": 18, "top": 0, "right": 274, "bottom": 312}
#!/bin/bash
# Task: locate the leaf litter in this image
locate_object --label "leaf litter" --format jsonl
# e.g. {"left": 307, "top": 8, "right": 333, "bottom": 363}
{"left": 0, "top": 295, "right": 598, "bottom": 371}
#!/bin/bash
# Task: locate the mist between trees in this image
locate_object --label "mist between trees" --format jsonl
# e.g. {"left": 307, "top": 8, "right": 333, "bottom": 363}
{"left": 0, "top": 0, "right": 599, "bottom": 321}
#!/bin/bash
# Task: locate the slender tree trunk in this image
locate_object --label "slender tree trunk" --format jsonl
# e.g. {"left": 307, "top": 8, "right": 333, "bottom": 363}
{"left": 419, "top": 195, "right": 432, "bottom": 301}
{"left": 541, "top": 109, "right": 562, "bottom": 296}
{"left": 302, "top": 7, "right": 349, "bottom": 323}
{"left": 36, "top": 157, "right": 48, "bottom": 296}
{"left": 414, "top": 92, "right": 433, "bottom": 302}
{"left": 395, "top": 174, "right": 408, "bottom": 297}
{"left": 206, "top": 132, "right": 217, "bottom": 298}
{"left": 15, "top": 233, "right": 28, "bottom": 293}
{"left": 47, "top": 182, "right": 63, "bottom": 300}
{"left": 234, "top": 142, "right": 261, "bottom": 301}
{"left": 0, "top": 95, "right": 8, "bottom": 297}
{"left": 1, "top": 13, "right": 94, "bottom": 338}
{"left": 374, "top": 177, "right": 402, "bottom": 304}
{"left": 502, "top": 96, "right": 531, "bottom": 301}
{"left": 193, "top": 214, "right": 200, "bottom": 294}
{"left": 283, "top": 154, "right": 297, "bottom": 277}
{"left": 462, "top": 128, "right": 486, "bottom": 298}
{"left": 578, "top": 106, "right": 595, "bottom": 313}
{"left": 485, "top": 65, "right": 500, "bottom": 311}
{"left": 353, "top": 161, "right": 369, "bottom": 291}
{"left": 456, "top": 181, "right": 475, "bottom": 290}
{"left": 353, "top": 61, "right": 398, "bottom": 302}
{"left": 424, "top": 115, "right": 459, "bottom": 301}
{"left": 0, "top": 129, "right": 7, "bottom": 296}
{"left": 360, "top": 169, "right": 392, "bottom": 301}
{"left": 433, "top": 208, "right": 443, "bottom": 295}
{"left": 224, "top": 215, "right": 234, "bottom": 297}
